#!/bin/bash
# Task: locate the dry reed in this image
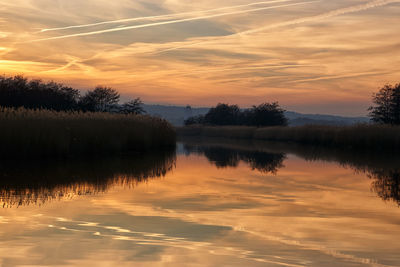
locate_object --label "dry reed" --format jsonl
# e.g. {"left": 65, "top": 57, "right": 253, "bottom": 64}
{"left": 0, "top": 107, "right": 176, "bottom": 158}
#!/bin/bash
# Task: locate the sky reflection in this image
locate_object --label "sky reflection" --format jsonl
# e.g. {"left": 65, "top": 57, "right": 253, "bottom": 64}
{"left": 0, "top": 143, "right": 400, "bottom": 266}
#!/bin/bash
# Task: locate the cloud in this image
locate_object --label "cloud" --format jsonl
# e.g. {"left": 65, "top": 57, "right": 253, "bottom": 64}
{"left": 29, "top": 1, "right": 317, "bottom": 42}
{"left": 154, "top": 0, "right": 400, "bottom": 54}
{"left": 39, "top": 0, "right": 297, "bottom": 33}
{"left": 239, "top": 0, "right": 400, "bottom": 35}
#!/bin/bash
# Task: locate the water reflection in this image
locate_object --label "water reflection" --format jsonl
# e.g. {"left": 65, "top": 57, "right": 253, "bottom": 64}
{"left": 181, "top": 137, "right": 400, "bottom": 205}
{"left": 370, "top": 169, "right": 400, "bottom": 205}
{"left": 0, "top": 151, "right": 176, "bottom": 207}
{"left": 1, "top": 139, "right": 400, "bottom": 266}
{"left": 183, "top": 143, "right": 285, "bottom": 174}
{"left": 2, "top": 137, "right": 400, "bottom": 208}
{"left": 267, "top": 141, "right": 400, "bottom": 205}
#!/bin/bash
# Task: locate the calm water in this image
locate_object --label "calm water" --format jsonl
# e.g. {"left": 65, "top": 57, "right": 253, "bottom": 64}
{"left": 0, "top": 139, "right": 400, "bottom": 267}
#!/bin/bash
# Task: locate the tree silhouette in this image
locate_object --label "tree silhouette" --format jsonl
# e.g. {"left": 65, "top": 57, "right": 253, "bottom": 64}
{"left": 246, "top": 102, "right": 287, "bottom": 126}
{"left": 120, "top": 98, "right": 146, "bottom": 115}
{"left": 204, "top": 103, "right": 240, "bottom": 125}
{"left": 0, "top": 76, "right": 153, "bottom": 114}
{"left": 0, "top": 75, "right": 79, "bottom": 111}
{"left": 368, "top": 84, "right": 400, "bottom": 125}
{"left": 79, "top": 86, "right": 120, "bottom": 112}
{"left": 184, "top": 102, "right": 288, "bottom": 127}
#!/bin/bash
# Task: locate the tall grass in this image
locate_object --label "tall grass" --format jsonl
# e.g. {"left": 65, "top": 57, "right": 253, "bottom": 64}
{"left": 0, "top": 107, "right": 176, "bottom": 158}
{"left": 177, "top": 124, "right": 400, "bottom": 151}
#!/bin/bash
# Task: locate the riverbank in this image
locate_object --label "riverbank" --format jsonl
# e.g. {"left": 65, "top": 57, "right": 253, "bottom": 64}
{"left": 0, "top": 107, "right": 176, "bottom": 158}
{"left": 177, "top": 124, "right": 400, "bottom": 151}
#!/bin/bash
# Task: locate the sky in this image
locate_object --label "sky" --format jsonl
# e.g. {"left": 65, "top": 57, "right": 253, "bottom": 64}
{"left": 0, "top": 0, "right": 399, "bottom": 116}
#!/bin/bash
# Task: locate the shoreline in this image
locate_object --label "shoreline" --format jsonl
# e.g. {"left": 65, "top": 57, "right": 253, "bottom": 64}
{"left": 176, "top": 125, "right": 400, "bottom": 151}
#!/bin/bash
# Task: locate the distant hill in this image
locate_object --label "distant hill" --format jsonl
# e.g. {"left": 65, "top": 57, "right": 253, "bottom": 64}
{"left": 143, "top": 104, "right": 370, "bottom": 126}
{"left": 143, "top": 104, "right": 209, "bottom": 126}
{"left": 285, "top": 111, "right": 369, "bottom": 126}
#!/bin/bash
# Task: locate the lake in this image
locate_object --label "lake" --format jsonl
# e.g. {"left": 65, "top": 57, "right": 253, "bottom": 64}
{"left": 0, "top": 138, "right": 399, "bottom": 266}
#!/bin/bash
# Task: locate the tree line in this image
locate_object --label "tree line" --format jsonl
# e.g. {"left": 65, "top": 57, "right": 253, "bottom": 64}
{"left": 185, "top": 83, "right": 400, "bottom": 127}
{"left": 1, "top": 75, "right": 400, "bottom": 126}
{"left": 185, "top": 102, "right": 288, "bottom": 127}
{"left": 0, "top": 75, "right": 145, "bottom": 114}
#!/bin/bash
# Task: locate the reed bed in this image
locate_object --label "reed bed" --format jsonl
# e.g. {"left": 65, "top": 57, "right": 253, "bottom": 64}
{"left": 177, "top": 124, "right": 400, "bottom": 151}
{"left": 0, "top": 107, "right": 176, "bottom": 158}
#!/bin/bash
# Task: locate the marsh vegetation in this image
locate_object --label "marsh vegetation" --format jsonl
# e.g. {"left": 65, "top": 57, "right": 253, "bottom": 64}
{"left": 0, "top": 107, "right": 176, "bottom": 158}
{"left": 181, "top": 83, "right": 400, "bottom": 151}
{"left": 178, "top": 124, "right": 400, "bottom": 151}
{"left": 0, "top": 75, "right": 176, "bottom": 157}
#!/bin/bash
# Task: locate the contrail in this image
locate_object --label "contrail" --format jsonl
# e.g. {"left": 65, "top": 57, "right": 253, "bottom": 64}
{"left": 155, "top": 0, "right": 400, "bottom": 54}
{"left": 39, "top": 0, "right": 297, "bottom": 33}
{"left": 30, "top": 1, "right": 316, "bottom": 42}
{"left": 286, "top": 71, "right": 389, "bottom": 83}
{"left": 239, "top": 0, "right": 400, "bottom": 35}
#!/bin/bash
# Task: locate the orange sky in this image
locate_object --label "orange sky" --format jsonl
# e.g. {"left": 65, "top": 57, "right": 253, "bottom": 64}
{"left": 0, "top": 0, "right": 399, "bottom": 115}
